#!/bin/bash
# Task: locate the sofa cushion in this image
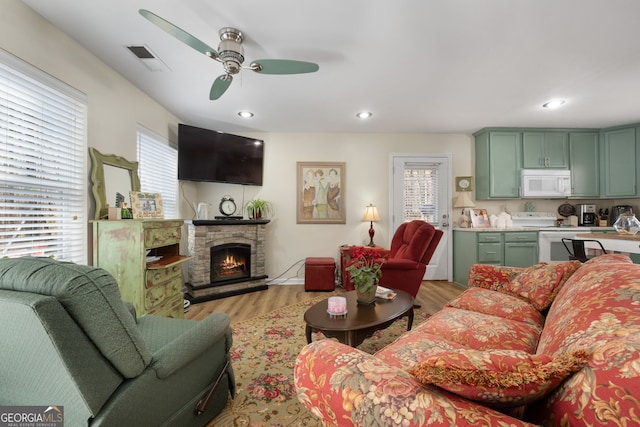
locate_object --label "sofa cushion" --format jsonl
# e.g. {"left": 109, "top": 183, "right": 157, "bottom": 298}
{"left": 408, "top": 348, "right": 589, "bottom": 407}
{"left": 375, "top": 332, "right": 470, "bottom": 369}
{"left": 584, "top": 253, "right": 633, "bottom": 266}
{"left": 471, "top": 261, "right": 580, "bottom": 311}
{"left": 445, "top": 287, "right": 544, "bottom": 328}
{"left": 538, "top": 255, "right": 639, "bottom": 355}
{"left": 417, "top": 308, "right": 542, "bottom": 352}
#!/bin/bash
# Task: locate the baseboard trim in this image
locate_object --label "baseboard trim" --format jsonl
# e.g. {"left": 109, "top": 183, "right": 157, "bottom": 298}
{"left": 267, "top": 278, "right": 305, "bottom": 285}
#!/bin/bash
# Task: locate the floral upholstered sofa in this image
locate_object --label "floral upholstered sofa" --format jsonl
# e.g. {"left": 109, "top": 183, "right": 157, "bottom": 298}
{"left": 294, "top": 254, "right": 640, "bottom": 426}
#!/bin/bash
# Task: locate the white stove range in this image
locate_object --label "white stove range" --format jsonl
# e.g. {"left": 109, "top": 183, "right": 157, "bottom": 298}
{"left": 510, "top": 212, "right": 603, "bottom": 262}
{"left": 511, "top": 212, "right": 558, "bottom": 228}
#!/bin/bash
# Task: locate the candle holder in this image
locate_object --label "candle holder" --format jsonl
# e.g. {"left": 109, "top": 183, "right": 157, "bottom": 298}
{"left": 327, "top": 296, "right": 347, "bottom": 317}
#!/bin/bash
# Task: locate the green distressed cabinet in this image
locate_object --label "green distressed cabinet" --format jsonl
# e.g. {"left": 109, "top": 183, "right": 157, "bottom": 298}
{"left": 600, "top": 127, "right": 637, "bottom": 198}
{"left": 453, "top": 230, "right": 538, "bottom": 286}
{"left": 475, "top": 130, "right": 521, "bottom": 199}
{"left": 92, "top": 219, "right": 191, "bottom": 318}
{"left": 522, "top": 131, "right": 569, "bottom": 168}
{"left": 569, "top": 132, "right": 600, "bottom": 198}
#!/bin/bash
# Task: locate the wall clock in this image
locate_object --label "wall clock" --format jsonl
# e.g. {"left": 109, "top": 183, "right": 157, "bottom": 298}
{"left": 219, "top": 195, "right": 237, "bottom": 216}
{"left": 455, "top": 176, "right": 473, "bottom": 192}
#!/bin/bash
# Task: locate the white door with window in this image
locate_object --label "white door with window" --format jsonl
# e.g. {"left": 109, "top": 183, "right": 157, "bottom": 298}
{"left": 390, "top": 154, "right": 451, "bottom": 281}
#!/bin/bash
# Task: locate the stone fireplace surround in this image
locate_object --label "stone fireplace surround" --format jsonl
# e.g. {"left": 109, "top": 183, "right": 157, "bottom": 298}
{"left": 185, "top": 219, "right": 269, "bottom": 303}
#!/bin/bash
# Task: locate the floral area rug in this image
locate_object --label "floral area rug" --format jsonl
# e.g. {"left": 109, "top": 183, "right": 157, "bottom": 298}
{"left": 208, "top": 294, "right": 431, "bottom": 427}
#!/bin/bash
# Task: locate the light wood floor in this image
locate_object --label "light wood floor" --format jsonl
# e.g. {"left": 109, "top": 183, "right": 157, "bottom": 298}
{"left": 185, "top": 281, "right": 466, "bottom": 323}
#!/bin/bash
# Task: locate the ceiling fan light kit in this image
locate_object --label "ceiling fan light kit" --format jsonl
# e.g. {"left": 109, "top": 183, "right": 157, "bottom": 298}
{"left": 139, "top": 9, "right": 319, "bottom": 100}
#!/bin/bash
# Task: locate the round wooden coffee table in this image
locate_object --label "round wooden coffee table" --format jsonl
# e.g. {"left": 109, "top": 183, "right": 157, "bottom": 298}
{"left": 304, "top": 289, "right": 414, "bottom": 347}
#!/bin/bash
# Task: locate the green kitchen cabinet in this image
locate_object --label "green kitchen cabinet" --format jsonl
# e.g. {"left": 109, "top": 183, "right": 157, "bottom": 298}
{"left": 453, "top": 231, "right": 478, "bottom": 286}
{"left": 475, "top": 130, "right": 521, "bottom": 199}
{"left": 453, "top": 230, "right": 538, "bottom": 286}
{"left": 569, "top": 132, "right": 600, "bottom": 198}
{"left": 600, "top": 127, "right": 636, "bottom": 197}
{"left": 477, "top": 232, "right": 503, "bottom": 264}
{"left": 504, "top": 232, "right": 539, "bottom": 267}
{"left": 522, "top": 131, "right": 569, "bottom": 168}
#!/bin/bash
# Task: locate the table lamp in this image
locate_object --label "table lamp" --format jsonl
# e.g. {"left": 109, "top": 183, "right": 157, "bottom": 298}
{"left": 453, "top": 192, "right": 475, "bottom": 228}
{"left": 362, "top": 204, "right": 380, "bottom": 246}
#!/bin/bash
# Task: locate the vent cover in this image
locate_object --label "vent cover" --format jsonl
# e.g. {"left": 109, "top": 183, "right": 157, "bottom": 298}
{"left": 128, "top": 45, "right": 155, "bottom": 59}
{"left": 126, "top": 45, "right": 169, "bottom": 71}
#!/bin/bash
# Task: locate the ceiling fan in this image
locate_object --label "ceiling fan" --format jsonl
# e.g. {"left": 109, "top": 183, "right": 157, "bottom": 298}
{"left": 139, "top": 9, "right": 319, "bottom": 100}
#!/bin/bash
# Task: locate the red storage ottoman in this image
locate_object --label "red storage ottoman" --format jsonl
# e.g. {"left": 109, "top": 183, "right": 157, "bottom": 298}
{"left": 305, "top": 257, "right": 336, "bottom": 291}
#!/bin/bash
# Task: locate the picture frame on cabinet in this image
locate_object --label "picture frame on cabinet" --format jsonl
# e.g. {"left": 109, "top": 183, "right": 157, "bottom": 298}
{"left": 296, "top": 161, "right": 346, "bottom": 224}
{"left": 470, "top": 208, "right": 490, "bottom": 228}
{"left": 130, "top": 191, "right": 164, "bottom": 219}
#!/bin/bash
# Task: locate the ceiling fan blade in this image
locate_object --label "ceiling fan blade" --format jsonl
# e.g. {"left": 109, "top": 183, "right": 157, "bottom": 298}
{"left": 139, "top": 9, "right": 217, "bottom": 57}
{"left": 250, "top": 59, "right": 319, "bottom": 75}
{"left": 210, "top": 75, "right": 233, "bottom": 100}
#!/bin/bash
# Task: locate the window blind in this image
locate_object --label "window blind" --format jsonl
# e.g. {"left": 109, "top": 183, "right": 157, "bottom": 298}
{"left": 136, "top": 125, "right": 177, "bottom": 218}
{"left": 402, "top": 163, "right": 440, "bottom": 223}
{"left": 0, "top": 49, "right": 87, "bottom": 263}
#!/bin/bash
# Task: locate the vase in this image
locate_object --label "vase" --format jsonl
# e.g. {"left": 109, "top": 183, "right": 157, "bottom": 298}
{"left": 356, "top": 287, "right": 377, "bottom": 305}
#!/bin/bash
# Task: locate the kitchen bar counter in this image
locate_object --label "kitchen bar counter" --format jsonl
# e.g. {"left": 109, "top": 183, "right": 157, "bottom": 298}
{"left": 454, "top": 227, "right": 615, "bottom": 232}
{"left": 576, "top": 233, "right": 640, "bottom": 254}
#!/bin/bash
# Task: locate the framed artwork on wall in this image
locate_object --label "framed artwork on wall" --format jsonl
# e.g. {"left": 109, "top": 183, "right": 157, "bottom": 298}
{"left": 455, "top": 176, "right": 473, "bottom": 192}
{"left": 296, "top": 162, "right": 346, "bottom": 224}
{"left": 130, "top": 191, "right": 164, "bottom": 219}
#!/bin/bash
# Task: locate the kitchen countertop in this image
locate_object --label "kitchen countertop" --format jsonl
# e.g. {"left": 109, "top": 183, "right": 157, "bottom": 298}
{"left": 577, "top": 232, "right": 640, "bottom": 241}
{"left": 576, "top": 232, "right": 640, "bottom": 255}
{"left": 454, "top": 227, "right": 615, "bottom": 232}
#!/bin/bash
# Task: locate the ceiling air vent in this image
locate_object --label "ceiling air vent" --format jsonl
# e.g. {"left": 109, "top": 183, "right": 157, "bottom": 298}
{"left": 126, "top": 45, "right": 169, "bottom": 71}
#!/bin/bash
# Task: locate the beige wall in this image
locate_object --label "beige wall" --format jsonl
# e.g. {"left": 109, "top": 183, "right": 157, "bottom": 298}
{"left": 192, "top": 133, "right": 472, "bottom": 281}
{"left": 3, "top": 1, "right": 474, "bottom": 281}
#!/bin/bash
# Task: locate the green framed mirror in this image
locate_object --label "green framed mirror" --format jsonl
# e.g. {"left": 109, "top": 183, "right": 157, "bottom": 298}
{"left": 89, "top": 147, "right": 140, "bottom": 219}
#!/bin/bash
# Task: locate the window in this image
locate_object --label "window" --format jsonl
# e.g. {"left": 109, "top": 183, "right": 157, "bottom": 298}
{"left": 0, "top": 49, "right": 87, "bottom": 263}
{"left": 136, "top": 125, "right": 177, "bottom": 218}
{"left": 402, "top": 163, "right": 440, "bottom": 223}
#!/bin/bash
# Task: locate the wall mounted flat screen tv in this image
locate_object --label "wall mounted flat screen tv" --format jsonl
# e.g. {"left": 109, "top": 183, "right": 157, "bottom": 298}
{"left": 178, "top": 124, "right": 264, "bottom": 186}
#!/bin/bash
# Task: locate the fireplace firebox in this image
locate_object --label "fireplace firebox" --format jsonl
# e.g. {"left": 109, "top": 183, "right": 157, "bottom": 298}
{"left": 210, "top": 243, "right": 251, "bottom": 284}
{"left": 186, "top": 219, "right": 269, "bottom": 303}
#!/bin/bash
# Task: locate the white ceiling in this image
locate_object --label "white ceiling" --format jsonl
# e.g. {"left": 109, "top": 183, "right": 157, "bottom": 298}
{"left": 21, "top": 0, "right": 640, "bottom": 134}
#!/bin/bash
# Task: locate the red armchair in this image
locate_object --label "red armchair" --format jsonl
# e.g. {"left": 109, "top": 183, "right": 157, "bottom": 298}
{"left": 378, "top": 220, "right": 443, "bottom": 297}
{"left": 343, "top": 220, "right": 443, "bottom": 298}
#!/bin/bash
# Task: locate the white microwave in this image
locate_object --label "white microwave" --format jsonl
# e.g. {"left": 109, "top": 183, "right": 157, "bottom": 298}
{"left": 520, "top": 169, "right": 571, "bottom": 198}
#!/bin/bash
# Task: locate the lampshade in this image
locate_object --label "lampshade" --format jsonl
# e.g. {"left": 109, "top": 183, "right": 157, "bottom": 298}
{"left": 362, "top": 204, "right": 380, "bottom": 222}
{"left": 453, "top": 192, "right": 476, "bottom": 208}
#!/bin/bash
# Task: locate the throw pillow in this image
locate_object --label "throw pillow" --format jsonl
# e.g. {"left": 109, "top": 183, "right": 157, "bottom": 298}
{"left": 409, "top": 348, "right": 589, "bottom": 407}
{"left": 509, "top": 261, "right": 581, "bottom": 310}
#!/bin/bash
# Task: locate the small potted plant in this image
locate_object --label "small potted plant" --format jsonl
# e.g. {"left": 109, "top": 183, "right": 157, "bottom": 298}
{"left": 244, "top": 198, "right": 273, "bottom": 220}
{"left": 345, "top": 246, "right": 388, "bottom": 304}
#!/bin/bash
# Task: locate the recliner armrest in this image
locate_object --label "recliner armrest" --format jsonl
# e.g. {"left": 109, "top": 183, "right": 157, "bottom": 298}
{"left": 381, "top": 258, "right": 423, "bottom": 270}
{"left": 149, "top": 313, "right": 231, "bottom": 378}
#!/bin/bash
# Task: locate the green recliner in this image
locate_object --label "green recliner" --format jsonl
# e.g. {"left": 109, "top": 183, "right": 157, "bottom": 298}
{"left": 0, "top": 257, "right": 234, "bottom": 426}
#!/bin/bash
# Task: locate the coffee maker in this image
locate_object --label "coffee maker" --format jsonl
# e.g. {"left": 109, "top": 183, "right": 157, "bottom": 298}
{"left": 577, "top": 204, "right": 597, "bottom": 226}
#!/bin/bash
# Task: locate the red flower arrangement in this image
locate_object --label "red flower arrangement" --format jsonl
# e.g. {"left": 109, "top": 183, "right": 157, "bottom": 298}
{"left": 345, "top": 247, "right": 389, "bottom": 293}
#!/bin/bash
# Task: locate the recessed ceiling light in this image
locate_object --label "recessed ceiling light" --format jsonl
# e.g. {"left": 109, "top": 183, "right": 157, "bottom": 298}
{"left": 238, "top": 111, "right": 254, "bottom": 118}
{"left": 542, "top": 100, "right": 566, "bottom": 109}
{"left": 356, "top": 111, "right": 373, "bottom": 119}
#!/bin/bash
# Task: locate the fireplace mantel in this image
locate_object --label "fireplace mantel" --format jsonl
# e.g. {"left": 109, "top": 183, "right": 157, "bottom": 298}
{"left": 185, "top": 220, "right": 269, "bottom": 302}
{"left": 188, "top": 219, "right": 270, "bottom": 226}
